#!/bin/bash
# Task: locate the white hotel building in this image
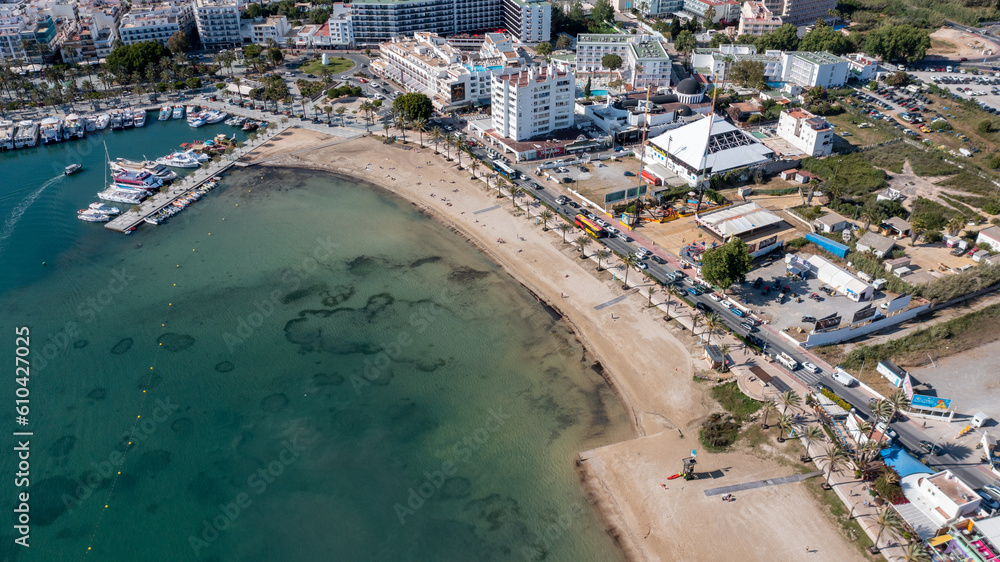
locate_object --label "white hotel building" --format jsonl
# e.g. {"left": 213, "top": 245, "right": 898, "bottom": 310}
{"left": 194, "top": 0, "right": 242, "bottom": 50}
{"left": 575, "top": 33, "right": 671, "bottom": 88}
{"left": 776, "top": 107, "right": 833, "bottom": 157}
{"left": 118, "top": 2, "right": 195, "bottom": 46}
{"left": 491, "top": 64, "right": 574, "bottom": 141}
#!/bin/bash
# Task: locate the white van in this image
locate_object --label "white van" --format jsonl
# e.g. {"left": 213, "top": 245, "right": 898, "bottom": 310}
{"left": 776, "top": 353, "right": 799, "bottom": 370}
{"left": 832, "top": 368, "right": 856, "bottom": 387}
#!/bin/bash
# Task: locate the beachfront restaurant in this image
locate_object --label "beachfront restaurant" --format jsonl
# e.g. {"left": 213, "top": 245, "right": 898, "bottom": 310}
{"left": 929, "top": 516, "right": 1000, "bottom": 562}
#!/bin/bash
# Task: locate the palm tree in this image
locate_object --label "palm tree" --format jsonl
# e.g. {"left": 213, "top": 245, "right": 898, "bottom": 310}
{"left": 946, "top": 217, "right": 965, "bottom": 236}
{"left": 540, "top": 209, "right": 553, "bottom": 230}
{"left": 382, "top": 121, "right": 391, "bottom": 139}
{"left": 870, "top": 399, "right": 894, "bottom": 439}
{"left": 665, "top": 285, "right": 680, "bottom": 313}
{"left": 776, "top": 413, "right": 794, "bottom": 442}
{"left": 496, "top": 177, "right": 507, "bottom": 199}
{"left": 431, "top": 127, "right": 443, "bottom": 154}
{"left": 886, "top": 390, "right": 910, "bottom": 427}
{"left": 646, "top": 286, "right": 656, "bottom": 306}
{"left": 622, "top": 253, "right": 638, "bottom": 289}
{"left": 412, "top": 116, "right": 427, "bottom": 147}
{"left": 455, "top": 141, "right": 466, "bottom": 168}
{"left": 557, "top": 223, "right": 571, "bottom": 244}
{"left": 803, "top": 425, "right": 826, "bottom": 456}
{"left": 335, "top": 106, "right": 346, "bottom": 125}
{"left": 901, "top": 541, "right": 931, "bottom": 562}
{"left": 469, "top": 158, "right": 480, "bottom": 181}
{"left": 779, "top": 390, "right": 802, "bottom": 414}
{"left": 576, "top": 235, "right": 591, "bottom": 258}
{"left": 760, "top": 399, "right": 777, "bottom": 429}
{"left": 444, "top": 133, "right": 453, "bottom": 159}
{"left": 690, "top": 312, "right": 703, "bottom": 337}
{"left": 873, "top": 505, "right": 903, "bottom": 551}
{"left": 823, "top": 445, "right": 851, "bottom": 487}
{"left": 596, "top": 249, "right": 609, "bottom": 271}
{"left": 510, "top": 185, "right": 522, "bottom": 209}
{"left": 703, "top": 312, "right": 722, "bottom": 345}
{"left": 718, "top": 344, "right": 731, "bottom": 371}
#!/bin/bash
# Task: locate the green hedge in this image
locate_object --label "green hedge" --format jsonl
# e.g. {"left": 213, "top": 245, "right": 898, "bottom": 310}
{"left": 820, "top": 388, "right": 852, "bottom": 411}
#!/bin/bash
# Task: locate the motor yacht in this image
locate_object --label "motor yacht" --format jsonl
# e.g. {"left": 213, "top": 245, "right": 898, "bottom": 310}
{"left": 40, "top": 117, "right": 63, "bottom": 144}
{"left": 0, "top": 120, "right": 14, "bottom": 150}
{"left": 133, "top": 110, "right": 146, "bottom": 127}
{"left": 159, "top": 106, "right": 171, "bottom": 121}
{"left": 14, "top": 120, "right": 37, "bottom": 148}
{"left": 63, "top": 114, "right": 85, "bottom": 140}
{"left": 93, "top": 114, "right": 110, "bottom": 130}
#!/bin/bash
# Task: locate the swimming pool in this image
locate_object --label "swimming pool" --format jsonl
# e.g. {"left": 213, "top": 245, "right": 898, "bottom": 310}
{"left": 578, "top": 89, "right": 609, "bottom": 98}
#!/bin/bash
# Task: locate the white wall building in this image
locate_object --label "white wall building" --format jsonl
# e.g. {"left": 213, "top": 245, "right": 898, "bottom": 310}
{"left": 737, "top": 0, "right": 782, "bottom": 36}
{"left": 899, "top": 471, "right": 982, "bottom": 537}
{"left": 250, "top": 15, "right": 290, "bottom": 45}
{"left": 326, "top": 3, "right": 352, "bottom": 47}
{"left": 118, "top": 1, "right": 195, "bottom": 46}
{"left": 776, "top": 107, "right": 833, "bottom": 157}
{"left": 691, "top": 44, "right": 784, "bottom": 82}
{"left": 645, "top": 115, "right": 774, "bottom": 186}
{"left": 805, "top": 254, "right": 874, "bottom": 301}
{"left": 194, "top": 0, "right": 242, "bottom": 50}
{"left": 501, "top": 0, "right": 550, "bottom": 44}
{"left": 375, "top": 32, "right": 505, "bottom": 110}
{"left": 762, "top": 0, "right": 836, "bottom": 26}
{"left": 782, "top": 51, "right": 848, "bottom": 89}
{"left": 843, "top": 53, "right": 879, "bottom": 81}
{"left": 976, "top": 226, "right": 1000, "bottom": 252}
{"left": 491, "top": 63, "right": 574, "bottom": 141}
{"left": 576, "top": 33, "right": 672, "bottom": 87}
{"left": 681, "top": 0, "right": 739, "bottom": 22}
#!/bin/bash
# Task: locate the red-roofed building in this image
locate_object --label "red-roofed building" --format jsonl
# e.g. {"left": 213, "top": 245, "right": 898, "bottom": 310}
{"left": 776, "top": 107, "right": 834, "bottom": 157}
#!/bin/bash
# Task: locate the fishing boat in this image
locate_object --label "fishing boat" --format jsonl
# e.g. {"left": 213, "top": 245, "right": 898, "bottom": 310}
{"left": 78, "top": 209, "right": 111, "bottom": 222}
{"left": 85, "top": 202, "right": 120, "bottom": 214}
{"left": 224, "top": 115, "right": 245, "bottom": 127}
{"left": 111, "top": 158, "right": 178, "bottom": 182}
{"left": 93, "top": 114, "right": 110, "bottom": 130}
{"left": 64, "top": 163, "right": 82, "bottom": 175}
{"left": 172, "top": 105, "right": 183, "bottom": 119}
{"left": 155, "top": 151, "right": 203, "bottom": 168}
{"left": 14, "top": 120, "right": 38, "bottom": 148}
{"left": 40, "top": 116, "right": 63, "bottom": 144}
{"left": 112, "top": 169, "right": 163, "bottom": 189}
{"left": 159, "top": 106, "right": 171, "bottom": 121}
{"left": 205, "top": 110, "right": 227, "bottom": 124}
{"left": 242, "top": 120, "right": 259, "bottom": 132}
{"left": 188, "top": 112, "right": 208, "bottom": 128}
{"left": 63, "top": 114, "right": 85, "bottom": 140}
{"left": 109, "top": 111, "right": 124, "bottom": 130}
{"left": 133, "top": 110, "right": 147, "bottom": 128}
{"left": 0, "top": 120, "right": 14, "bottom": 150}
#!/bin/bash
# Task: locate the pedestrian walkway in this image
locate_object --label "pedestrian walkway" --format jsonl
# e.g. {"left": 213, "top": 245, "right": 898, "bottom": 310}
{"left": 704, "top": 471, "right": 822, "bottom": 496}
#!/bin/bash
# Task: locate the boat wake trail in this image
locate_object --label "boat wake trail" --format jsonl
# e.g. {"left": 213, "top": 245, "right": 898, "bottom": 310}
{"left": 0, "top": 174, "right": 64, "bottom": 253}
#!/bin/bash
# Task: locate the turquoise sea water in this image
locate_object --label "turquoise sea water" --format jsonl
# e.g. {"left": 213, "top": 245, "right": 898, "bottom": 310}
{"left": 0, "top": 123, "right": 630, "bottom": 560}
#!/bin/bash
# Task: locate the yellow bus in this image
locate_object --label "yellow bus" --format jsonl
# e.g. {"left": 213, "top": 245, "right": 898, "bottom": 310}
{"left": 574, "top": 214, "right": 606, "bottom": 238}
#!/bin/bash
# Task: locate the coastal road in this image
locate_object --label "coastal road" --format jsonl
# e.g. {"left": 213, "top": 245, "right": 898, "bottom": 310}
{"left": 478, "top": 148, "right": 1000, "bottom": 492}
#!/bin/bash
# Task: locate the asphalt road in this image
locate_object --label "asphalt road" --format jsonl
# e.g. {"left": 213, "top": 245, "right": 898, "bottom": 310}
{"left": 475, "top": 147, "right": 999, "bottom": 491}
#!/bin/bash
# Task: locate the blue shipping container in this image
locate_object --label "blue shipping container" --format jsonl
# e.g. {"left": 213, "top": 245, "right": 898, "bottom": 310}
{"left": 805, "top": 233, "right": 850, "bottom": 258}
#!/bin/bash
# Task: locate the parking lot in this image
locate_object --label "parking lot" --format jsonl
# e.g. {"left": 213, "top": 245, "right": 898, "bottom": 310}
{"left": 912, "top": 69, "right": 1000, "bottom": 113}
{"left": 729, "top": 258, "right": 887, "bottom": 331}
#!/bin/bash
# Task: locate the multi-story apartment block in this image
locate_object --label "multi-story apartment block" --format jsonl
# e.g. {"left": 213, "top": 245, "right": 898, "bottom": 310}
{"left": 501, "top": 0, "right": 550, "bottom": 44}
{"left": 327, "top": 3, "right": 352, "bottom": 46}
{"left": 576, "top": 33, "right": 671, "bottom": 87}
{"left": 60, "top": 13, "right": 117, "bottom": 61}
{"left": 374, "top": 32, "right": 506, "bottom": 110}
{"left": 118, "top": 2, "right": 194, "bottom": 46}
{"left": 761, "top": 0, "right": 835, "bottom": 26}
{"left": 843, "top": 53, "right": 878, "bottom": 81}
{"left": 681, "top": 0, "right": 738, "bottom": 22}
{"left": 491, "top": 63, "right": 574, "bottom": 141}
{"left": 250, "top": 15, "right": 290, "bottom": 45}
{"left": 781, "top": 51, "right": 847, "bottom": 88}
{"left": 737, "top": 0, "right": 782, "bottom": 36}
{"left": 0, "top": 12, "right": 56, "bottom": 63}
{"left": 352, "top": 0, "right": 499, "bottom": 46}
{"left": 776, "top": 107, "right": 833, "bottom": 156}
{"left": 194, "top": 0, "right": 242, "bottom": 50}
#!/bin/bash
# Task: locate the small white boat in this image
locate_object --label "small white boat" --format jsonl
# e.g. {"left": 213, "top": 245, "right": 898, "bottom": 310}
{"left": 188, "top": 112, "right": 207, "bottom": 128}
{"left": 93, "top": 114, "right": 110, "bottom": 130}
{"left": 87, "top": 202, "right": 120, "bottom": 214}
{"left": 158, "top": 106, "right": 171, "bottom": 121}
{"left": 78, "top": 209, "right": 111, "bottom": 222}
{"left": 172, "top": 105, "right": 183, "bottom": 119}
{"left": 14, "top": 120, "right": 37, "bottom": 148}
{"left": 40, "top": 117, "right": 63, "bottom": 144}
{"left": 122, "top": 108, "right": 134, "bottom": 128}
{"left": 134, "top": 111, "right": 146, "bottom": 127}
{"left": 0, "top": 120, "right": 14, "bottom": 150}
{"left": 205, "top": 110, "right": 227, "bottom": 124}
{"left": 156, "top": 151, "right": 203, "bottom": 168}
{"left": 84, "top": 116, "right": 96, "bottom": 132}
{"left": 109, "top": 112, "right": 123, "bottom": 130}
{"left": 63, "top": 114, "right": 85, "bottom": 140}
{"left": 64, "top": 163, "right": 82, "bottom": 175}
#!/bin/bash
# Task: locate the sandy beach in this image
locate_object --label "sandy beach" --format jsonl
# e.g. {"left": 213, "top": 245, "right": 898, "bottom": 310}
{"left": 247, "top": 130, "right": 866, "bottom": 561}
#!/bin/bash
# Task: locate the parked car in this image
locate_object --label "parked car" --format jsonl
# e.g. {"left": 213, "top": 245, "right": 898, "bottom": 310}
{"left": 687, "top": 287, "right": 703, "bottom": 296}
{"left": 740, "top": 321, "right": 757, "bottom": 332}
{"left": 696, "top": 302, "right": 710, "bottom": 312}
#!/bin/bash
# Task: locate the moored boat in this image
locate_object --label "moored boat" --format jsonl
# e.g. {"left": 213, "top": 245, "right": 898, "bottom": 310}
{"left": 63, "top": 114, "right": 85, "bottom": 140}
{"left": 84, "top": 116, "right": 96, "bottom": 132}
{"left": 134, "top": 110, "right": 146, "bottom": 127}
{"left": 113, "top": 168, "right": 163, "bottom": 189}
{"left": 40, "top": 116, "right": 63, "bottom": 144}
{"left": 205, "top": 110, "right": 227, "bottom": 124}
{"left": 93, "top": 114, "right": 110, "bottom": 130}
{"left": 109, "top": 111, "right": 124, "bottom": 130}
{"left": 172, "top": 105, "right": 183, "bottom": 119}
{"left": 78, "top": 209, "right": 111, "bottom": 222}
{"left": 14, "top": 120, "right": 37, "bottom": 148}
{"left": 0, "top": 120, "right": 14, "bottom": 150}
{"left": 159, "top": 106, "right": 171, "bottom": 121}
{"left": 111, "top": 158, "right": 178, "bottom": 182}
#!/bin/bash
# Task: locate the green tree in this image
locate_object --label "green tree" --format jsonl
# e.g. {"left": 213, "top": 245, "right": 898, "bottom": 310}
{"left": 978, "top": 119, "right": 995, "bottom": 134}
{"left": 674, "top": 30, "right": 697, "bottom": 64}
{"left": 864, "top": 25, "right": 930, "bottom": 63}
{"left": 601, "top": 53, "right": 623, "bottom": 76}
{"left": 700, "top": 238, "right": 752, "bottom": 293}
{"left": 874, "top": 505, "right": 903, "bottom": 550}
{"left": 575, "top": 235, "right": 591, "bottom": 257}
{"left": 708, "top": 33, "right": 728, "bottom": 48}
{"left": 591, "top": 0, "right": 614, "bottom": 23}
{"left": 557, "top": 223, "right": 571, "bottom": 243}
{"left": 266, "top": 47, "right": 284, "bottom": 67}
{"left": 730, "top": 59, "right": 766, "bottom": 89}
{"left": 244, "top": 44, "right": 263, "bottom": 59}
{"left": 798, "top": 25, "right": 854, "bottom": 55}
{"left": 535, "top": 42, "right": 553, "bottom": 56}
{"left": 760, "top": 399, "right": 777, "bottom": 429}
{"left": 392, "top": 92, "right": 433, "bottom": 122}
{"left": 823, "top": 445, "right": 851, "bottom": 486}
{"left": 584, "top": 76, "right": 592, "bottom": 98}
{"left": 540, "top": 209, "right": 554, "bottom": 230}
{"left": 167, "top": 31, "right": 191, "bottom": 55}
{"left": 106, "top": 41, "right": 171, "bottom": 76}
{"left": 757, "top": 24, "right": 799, "bottom": 52}
{"left": 308, "top": 8, "right": 330, "bottom": 24}
{"left": 887, "top": 70, "right": 910, "bottom": 87}
{"left": 622, "top": 253, "right": 638, "bottom": 288}
{"left": 596, "top": 249, "right": 609, "bottom": 270}
{"left": 703, "top": 6, "right": 716, "bottom": 27}
{"left": 779, "top": 390, "right": 801, "bottom": 414}
{"left": 555, "top": 35, "right": 573, "bottom": 50}
{"left": 185, "top": 76, "right": 201, "bottom": 89}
